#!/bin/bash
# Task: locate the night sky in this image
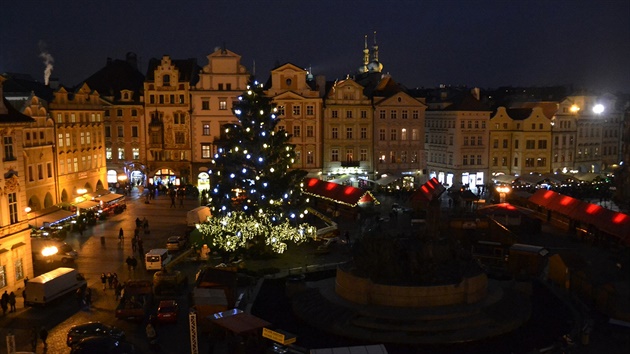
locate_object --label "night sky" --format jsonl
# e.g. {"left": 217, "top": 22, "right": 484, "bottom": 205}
{"left": 2, "top": 0, "right": 629, "bottom": 93}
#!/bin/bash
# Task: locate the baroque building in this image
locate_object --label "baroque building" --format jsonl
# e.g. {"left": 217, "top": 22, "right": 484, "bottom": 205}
{"left": 144, "top": 55, "right": 199, "bottom": 187}
{"left": 265, "top": 63, "right": 324, "bottom": 177}
{"left": 489, "top": 106, "right": 553, "bottom": 177}
{"left": 49, "top": 83, "right": 108, "bottom": 203}
{"left": 84, "top": 53, "right": 146, "bottom": 190}
{"left": 190, "top": 48, "right": 250, "bottom": 191}
{"left": 0, "top": 76, "right": 34, "bottom": 295}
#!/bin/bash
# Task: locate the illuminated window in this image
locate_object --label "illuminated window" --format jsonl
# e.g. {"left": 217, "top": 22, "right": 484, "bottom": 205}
{"left": 201, "top": 144, "right": 211, "bottom": 158}
{"left": 203, "top": 124, "right": 210, "bottom": 136}
{"left": 132, "top": 148, "right": 140, "bottom": 160}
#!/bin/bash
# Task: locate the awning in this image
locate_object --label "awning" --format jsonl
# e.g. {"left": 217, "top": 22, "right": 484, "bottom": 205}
{"left": 303, "top": 178, "right": 379, "bottom": 207}
{"left": 74, "top": 200, "right": 100, "bottom": 210}
{"left": 330, "top": 174, "right": 351, "bottom": 184}
{"left": 374, "top": 174, "right": 401, "bottom": 186}
{"left": 492, "top": 174, "right": 517, "bottom": 184}
{"left": 211, "top": 309, "right": 271, "bottom": 335}
{"left": 516, "top": 173, "right": 545, "bottom": 185}
{"left": 95, "top": 193, "right": 125, "bottom": 204}
{"left": 32, "top": 209, "right": 76, "bottom": 228}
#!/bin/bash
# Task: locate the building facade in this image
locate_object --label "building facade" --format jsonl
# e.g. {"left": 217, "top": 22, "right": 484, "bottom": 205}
{"left": 265, "top": 63, "right": 324, "bottom": 177}
{"left": 190, "top": 48, "right": 250, "bottom": 191}
{"left": 144, "top": 55, "right": 199, "bottom": 187}
{"left": 49, "top": 83, "right": 108, "bottom": 203}
{"left": 0, "top": 76, "right": 34, "bottom": 295}
{"left": 489, "top": 106, "right": 552, "bottom": 177}
{"left": 84, "top": 54, "right": 146, "bottom": 190}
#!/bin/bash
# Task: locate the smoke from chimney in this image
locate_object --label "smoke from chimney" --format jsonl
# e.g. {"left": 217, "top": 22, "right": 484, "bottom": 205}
{"left": 38, "top": 40, "right": 54, "bottom": 85}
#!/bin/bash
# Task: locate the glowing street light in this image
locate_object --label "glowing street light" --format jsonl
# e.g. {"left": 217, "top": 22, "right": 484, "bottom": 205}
{"left": 592, "top": 104, "right": 605, "bottom": 114}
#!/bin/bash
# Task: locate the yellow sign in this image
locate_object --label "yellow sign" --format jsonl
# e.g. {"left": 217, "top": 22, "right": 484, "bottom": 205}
{"left": 262, "top": 327, "right": 296, "bottom": 345}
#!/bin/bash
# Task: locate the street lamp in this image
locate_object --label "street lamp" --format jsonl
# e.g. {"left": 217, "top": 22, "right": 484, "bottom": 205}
{"left": 496, "top": 186, "right": 511, "bottom": 203}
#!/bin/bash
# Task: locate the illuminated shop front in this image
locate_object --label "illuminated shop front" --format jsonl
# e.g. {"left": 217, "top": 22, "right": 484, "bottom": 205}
{"left": 197, "top": 172, "right": 210, "bottom": 192}
{"left": 149, "top": 168, "right": 180, "bottom": 187}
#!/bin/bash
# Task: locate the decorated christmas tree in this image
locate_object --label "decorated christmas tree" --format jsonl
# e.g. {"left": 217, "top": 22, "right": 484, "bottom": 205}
{"left": 197, "top": 82, "right": 315, "bottom": 254}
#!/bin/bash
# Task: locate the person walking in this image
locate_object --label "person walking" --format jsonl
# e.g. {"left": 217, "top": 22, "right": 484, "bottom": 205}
{"left": 101, "top": 272, "right": 107, "bottom": 290}
{"left": 118, "top": 228, "right": 124, "bottom": 243}
{"left": 39, "top": 326, "right": 48, "bottom": 348}
{"left": 131, "top": 236, "right": 137, "bottom": 252}
{"left": 131, "top": 255, "right": 138, "bottom": 271}
{"left": 1, "top": 292, "right": 8, "bottom": 315}
{"left": 30, "top": 326, "right": 38, "bottom": 352}
{"left": 126, "top": 256, "right": 133, "bottom": 271}
{"left": 146, "top": 322, "right": 157, "bottom": 348}
{"left": 85, "top": 287, "right": 92, "bottom": 309}
{"left": 107, "top": 272, "right": 113, "bottom": 289}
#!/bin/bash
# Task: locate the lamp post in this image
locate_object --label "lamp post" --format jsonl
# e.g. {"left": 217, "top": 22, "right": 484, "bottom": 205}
{"left": 25, "top": 207, "right": 33, "bottom": 230}
{"left": 496, "top": 186, "right": 511, "bottom": 203}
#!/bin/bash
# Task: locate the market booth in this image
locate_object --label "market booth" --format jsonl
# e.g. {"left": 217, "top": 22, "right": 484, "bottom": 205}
{"left": 302, "top": 177, "right": 379, "bottom": 221}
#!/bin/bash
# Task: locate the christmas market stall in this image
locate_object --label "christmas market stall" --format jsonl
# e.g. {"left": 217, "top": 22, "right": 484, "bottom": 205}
{"left": 302, "top": 177, "right": 379, "bottom": 221}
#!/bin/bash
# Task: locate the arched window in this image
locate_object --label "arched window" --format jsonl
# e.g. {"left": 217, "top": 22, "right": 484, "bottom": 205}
{"left": 162, "top": 75, "right": 170, "bottom": 86}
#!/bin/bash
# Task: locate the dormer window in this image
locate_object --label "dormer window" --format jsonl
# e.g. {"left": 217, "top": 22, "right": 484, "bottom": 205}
{"left": 163, "top": 74, "right": 171, "bottom": 86}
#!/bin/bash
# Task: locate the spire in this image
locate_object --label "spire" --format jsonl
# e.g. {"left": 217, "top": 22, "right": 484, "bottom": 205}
{"left": 372, "top": 30, "right": 379, "bottom": 62}
{"left": 362, "top": 34, "right": 370, "bottom": 72}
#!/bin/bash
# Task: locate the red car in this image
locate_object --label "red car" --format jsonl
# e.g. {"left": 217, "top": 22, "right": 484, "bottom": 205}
{"left": 156, "top": 300, "right": 178, "bottom": 324}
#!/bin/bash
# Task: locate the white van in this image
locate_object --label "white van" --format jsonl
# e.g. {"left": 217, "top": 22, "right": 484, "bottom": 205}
{"left": 145, "top": 248, "right": 172, "bottom": 271}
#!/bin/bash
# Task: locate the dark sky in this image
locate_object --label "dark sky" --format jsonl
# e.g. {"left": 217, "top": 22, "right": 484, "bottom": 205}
{"left": 2, "top": 0, "right": 629, "bottom": 93}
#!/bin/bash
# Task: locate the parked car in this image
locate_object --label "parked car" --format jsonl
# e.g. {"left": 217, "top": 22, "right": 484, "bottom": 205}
{"left": 156, "top": 299, "right": 179, "bottom": 324}
{"left": 166, "top": 236, "right": 187, "bottom": 251}
{"left": 66, "top": 322, "right": 125, "bottom": 347}
{"left": 69, "top": 336, "right": 134, "bottom": 354}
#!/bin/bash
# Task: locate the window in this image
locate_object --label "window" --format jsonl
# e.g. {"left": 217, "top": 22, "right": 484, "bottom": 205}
{"left": 277, "top": 106, "right": 285, "bottom": 116}
{"left": 360, "top": 110, "right": 367, "bottom": 118}
{"left": 292, "top": 105, "right": 301, "bottom": 116}
{"left": 132, "top": 148, "right": 140, "bottom": 160}
{"left": 525, "top": 158, "right": 535, "bottom": 167}
{"left": 202, "top": 100, "right": 210, "bottom": 110}
{"left": 80, "top": 132, "right": 85, "bottom": 145}
{"left": 132, "top": 126, "right": 139, "bottom": 138}
{"left": 105, "top": 126, "right": 111, "bottom": 138}
{"left": 360, "top": 148, "right": 367, "bottom": 161}
{"left": 175, "top": 132, "right": 185, "bottom": 144}
{"left": 390, "top": 151, "right": 396, "bottom": 163}
{"left": 390, "top": 111, "right": 397, "bottom": 119}
{"left": 331, "top": 110, "right": 337, "bottom": 118}
{"left": 331, "top": 127, "right": 338, "bottom": 139}
{"left": 8, "top": 192, "right": 18, "bottom": 224}
{"left": 306, "top": 126, "right": 314, "bottom": 138}
{"left": 65, "top": 133, "right": 71, "bottom": 146}
{"left": 202, "top": 144, "right": 211, "bottom": 158}
{"left": 402, "top": 110, "right": 408, "bottom": 119}
{"left": 106, "top": 147, "right": 112, "bottom": 160}
{"left": 379, "top": 110, "right": 385, "bottom": 119}
{"left": 56, "top": 113, "right": 63, "bottom": 123}
{"left": 502, "top": 157, "right": 507, "bottom": 166}
{"left": 463, "top": 155, "right": 468, "bottom": 165}
{"left": 116, "top": 109, "right": 123, "bottom": 117}
{"left": 514, "top": 157, "right": 519, "bottom": 167}
{"left": 37, "top": 164, "right": 43, "bottom": 180}
{"left": 307, "top": 151, "right": 314, "bottom": 164}
{"left": 28, "top": 166, "right": 34, "bottom": 181}
{"left": 331, "top": 149, "right": 339, "bottom": 161}
{"left": 464, "top": 137, "right": 469, "bottom": 146}
{"left": 515, "top": 140, "right": 519, "bottom": 149}
{"left": 306, "top": 105, "right": 314, "bottom": 116}
{"left": 26, "top": 132, "right": 31, "bottom": 141}
{"left": 461, "top": 121, "right": 465, "bottom": 128}
{"left": 503, "top": 139, "right": 508, "bottom": 148}
{"left": 71, "top": 113, "right": 76, "bottom": 123}
{"left": 218, "top": 83, "right": 224, "bottom": 91}
{"left": 468, "top": 121, "right": 472, "bottom": 128}
{"left": 346, "top": 127, "right": 353, "bottom": 139}
{"left": 118, "top": 148, "right": 125, "bottom": 160}
{"left": 412, "top": 110, "right": 419, "bottom": 119}
{"left": 117, "top": 126, "right": 124, "bottom": 138}
{"left": 538, "top": 140, "right": 547, "bottom": 149}
{"left": 537, "top": 157, "right": 546, "bottom": 167}
{"left": 58, "top": 133, "right": 64, "bottom": 147}
{"left": 346, "top": 149, "right": 353, "bottom": 161}
{"left": 412, "top": 129, "right": 419, "bottom": 140}
{"left": 477, "top": 136, "right": 482, "bottom": 146}
{"left": 390, "top": 129, "right": 397, "bottom": 140}
{"left": 293, "top": 126, "right": 301, "bottom": 137}
{"left": 219, "top": 100, "right": 227, "bottom": 110}
{"left": 47, "top": 162, "right": 52, "bottom": 178}
{"left": 477, "top": 155, "right": 482, "bottom": 165}
{"left": 3, "top": 137, "right": 15, "bottom": 161}
{"left": 360, "top": 127, "right": 367, "bottom": 139}
{"left": 163, "top": 74, "right": 170, "bottom": 86}
{"left": 492, "top": 157, "right": 498, "bottom": 166}
{"left": 203, "top": 124, "right": 210, "bottom": 136}
{"left": 526, "top": 140, "right": 535, "bottom": 149}
{"left": 379, "top": 129, "right": 386, "bottom": 141}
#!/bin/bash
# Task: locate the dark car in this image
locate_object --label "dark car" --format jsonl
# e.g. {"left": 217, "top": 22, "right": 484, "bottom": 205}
{"left": 66, "top": 322, "right": 125, "bottom": 347}
{"left": 156, "top": 299, "right": 179, "bottom": 324}
{"left": 70, "top": 336, "right": 135, "bottom": 354}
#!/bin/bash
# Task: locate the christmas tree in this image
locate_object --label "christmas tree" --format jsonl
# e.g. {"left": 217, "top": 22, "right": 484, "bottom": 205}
{"left": 197, "top": 82, "right": 315, "bottom": 254}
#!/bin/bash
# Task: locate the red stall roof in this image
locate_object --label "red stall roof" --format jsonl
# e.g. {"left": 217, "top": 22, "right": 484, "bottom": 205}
{"left": 303, "top": 178, "right": 379, "bottom": 207}
{"left": 411, "top": 177, "right": 446, "bottom": 202}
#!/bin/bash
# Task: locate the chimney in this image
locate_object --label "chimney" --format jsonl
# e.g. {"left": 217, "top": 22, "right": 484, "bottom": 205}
{"left": 316, "top": 75, "right": 326, "bottom": 97}
{"left": 471, "top": 87, "right": 480, "bottom": 100}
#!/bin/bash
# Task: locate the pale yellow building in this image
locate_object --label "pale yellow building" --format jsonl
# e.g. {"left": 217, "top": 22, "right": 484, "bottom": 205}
{"left": 265, "top": 63, "right": 324, "bottom": 177}
{"left": 190, "top": 48, "right": 250, "bottom": 191}
{"left": 0, "top": 76, "right": 34, "bottom": 294}
{"left": 322, "top": 78, "right": 374, "bottom": 187}
{"left": 49, "top": 83, "right": 108, "bottom": 203}
{"left": 489, "top": 106, "right": 552, "bottom": 177}
{"left": 144, "top": 55, "right": 199, "bottom": 187}
{"left": 21, "top": 94, "right": 58, "bottom": 210}
{"left": 373, "top": 79, "right": 427, "bottom": 188}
